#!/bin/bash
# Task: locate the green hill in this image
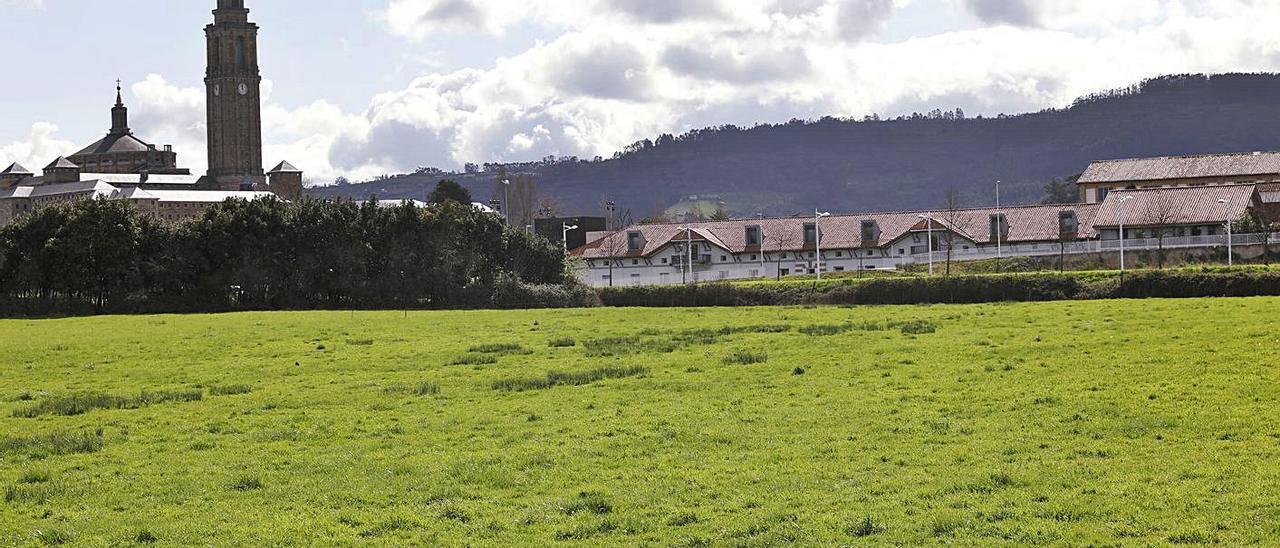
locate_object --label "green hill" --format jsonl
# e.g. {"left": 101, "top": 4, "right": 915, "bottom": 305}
{"left": 314, "top": 73, "right": 1280, "bottom": 217}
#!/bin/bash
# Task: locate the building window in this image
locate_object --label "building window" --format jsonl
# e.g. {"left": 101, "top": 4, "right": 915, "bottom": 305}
{"left": 1097, "top": 188, "right": 1110, "bottom": 202}
{"left": 720, "top": 255, "right": 727, "bottom": 262}
{"left": 749, "top": 254, "right": 757, "bottom": 261}
{"left": 745, "top": 225, "right": 762, "bottom": 246}
{"left": 661, "top": 258, "right": 668, "bottom": 264}
{"left": 627, "top": 231, "right": 643, "bottom": 252}
{"left": 632, "top": 259, "right": 639, "bottom": 266}
{"left": 803, "top": 223, "right": 817, "bottom": 244}
{"left": 659, "top": 273, "right": 670, "bottom": 284}
{"left": 235, "top": 37, "right": 247, "bottom": 69}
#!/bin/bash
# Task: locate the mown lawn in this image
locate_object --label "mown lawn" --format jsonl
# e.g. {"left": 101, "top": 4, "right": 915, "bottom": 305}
{"left": 1, "top": 299, "right": 1279, "bottom": 546}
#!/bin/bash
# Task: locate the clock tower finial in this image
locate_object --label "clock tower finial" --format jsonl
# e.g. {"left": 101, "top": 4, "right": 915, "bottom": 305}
{"left": 204, "top": 0, "right": 264, "bottom": 190}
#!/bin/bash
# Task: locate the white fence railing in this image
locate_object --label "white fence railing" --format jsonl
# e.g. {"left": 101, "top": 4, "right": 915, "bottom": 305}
{"left": 1097, "top": 233, "right": 1266, "bottom": 251}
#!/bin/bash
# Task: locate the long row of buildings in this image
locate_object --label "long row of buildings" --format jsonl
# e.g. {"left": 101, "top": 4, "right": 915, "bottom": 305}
{"left": 571, "top": 152, "right": 1280, "bottom": 287}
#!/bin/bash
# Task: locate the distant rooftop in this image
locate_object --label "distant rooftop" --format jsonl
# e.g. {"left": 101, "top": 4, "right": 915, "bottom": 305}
{"left": 1079, "top": 151, "right": 1280, "bottom": 184}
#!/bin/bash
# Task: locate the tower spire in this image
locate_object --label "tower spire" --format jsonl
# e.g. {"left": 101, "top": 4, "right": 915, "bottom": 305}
{"left": 111, "top": 79, "right": 129, "bottom": 135}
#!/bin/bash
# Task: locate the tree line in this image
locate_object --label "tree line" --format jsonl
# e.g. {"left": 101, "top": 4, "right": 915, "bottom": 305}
{"left": 0, "top": 196, "right": 577, "bottom": 316}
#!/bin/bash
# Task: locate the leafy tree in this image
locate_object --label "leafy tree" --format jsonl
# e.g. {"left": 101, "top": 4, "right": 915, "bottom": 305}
{"left": 428, "top": 179, "right": 472, "bottom": 205}
{"left": 1041, "top": 175, "right": 1080, "bottom": 204}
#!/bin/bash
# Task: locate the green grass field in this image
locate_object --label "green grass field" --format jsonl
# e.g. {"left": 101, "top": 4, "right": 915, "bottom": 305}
{"left": 2, "top": 299, "right": 1279, "bottom": 546}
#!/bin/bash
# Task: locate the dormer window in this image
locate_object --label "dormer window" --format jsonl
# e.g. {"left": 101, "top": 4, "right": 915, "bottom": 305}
{"left": 989, "top": 213, "right": 1009, "bottom": 242}
{"left": 627, "top": 231, "right": 644, "bottom": 252}
{"left": 745, "top": 225, "right": 762, "bottom": 246}
{"left": 861, "top": 220, "right": 880, "bottom": 243}
{"left": 803, "top": 223, "right": 817, "bottom": 245}
{"left": 1058, "top": 210, "right": 1078, "bottom": 235}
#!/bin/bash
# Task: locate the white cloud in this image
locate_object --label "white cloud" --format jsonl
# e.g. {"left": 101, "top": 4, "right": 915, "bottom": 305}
{"left": 14, "top": 0, "right": 1280, "bottom": 185}
{"left": 0, "top": 122, "right": 75, "bottom": 171}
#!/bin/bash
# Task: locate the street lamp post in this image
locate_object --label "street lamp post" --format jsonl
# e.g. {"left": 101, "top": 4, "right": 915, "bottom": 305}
{"left": 562, "top": 224, "right": 578, "bottom": 252}
{"left": 1219, "top": 199, "right": 1233, "bottom": 266}
{"left": 760, "top": 234, "right": 767, "bottom": 278}
{"left": 605, "top": 201, "right": 617, "bottom": 231}
{"left": 1118, "top": 195, "right": 1134, "bottom": 272}
{"left": 918, "top": 214, "right": 934, "bottom": 275}
{"left": 502, "top": 179, "right": 513, "bottom": 225}
{"left": 815, "top": 210, "right": 831, "bottom": 280}
{"left": 995, "top": 180, "right": 1002, "bottom": 265}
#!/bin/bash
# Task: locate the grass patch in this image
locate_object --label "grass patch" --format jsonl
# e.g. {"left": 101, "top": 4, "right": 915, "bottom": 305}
{"left": 492, "top": 366, "right": 648, "bottom": 392}
{"left": 555, "top": 520, "right": 618, "bottom": 541}
{"left": 5, "top": 481, "right": 64, "bottom": 504}
{"left": 12, "top": 390, "right": 203, "bottom": 418}
{"left": 724, "top": 351, "right": 768, "bottom": 365}
{"left": 893, "top": 319, "right": 939, "bottom": 335}
{"left": 413, "top": 381, "right": 440, "bottom": 396}
{"left": 468, "top": 343, "right": 532, "bottom": 355}
{"left": 33, "top": 529, "right": 73, "bottom": 546}
{"left": 228, "top": 476, "right": 264, "bottom": 491}
{"left": 846, "top": 516, "right": 886, "bottom": 538}
{"left": 548, "top": 337, "right": 577, "bottom": 348}
{"left": 0, "top": 430, "right": 104, "bottom": 457}
{"left": 359, "top": 516, "right": 416, "bottom": 538}
{"left": 449, "top": 354, "right": 499, "bottom": 366}
{"left": 560, "top": 491, "right": 613, "bottom": 516}
{"left": 209, "top": 384, "right": 253, "bottom": 396}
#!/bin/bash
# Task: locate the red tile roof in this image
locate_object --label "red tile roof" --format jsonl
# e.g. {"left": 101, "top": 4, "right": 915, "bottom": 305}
{"left": 1079, "top": 151, "right": 1280, "bottom": 184}
{"left": 1092, "top": 184, "right": 1257, "bottom": 228}
{"left": 573, "top": 202, "right": 1101, "bottom": 259}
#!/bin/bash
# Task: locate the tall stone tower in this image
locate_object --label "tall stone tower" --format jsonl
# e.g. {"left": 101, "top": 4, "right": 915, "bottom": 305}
{"left": 205, "top": 0, "right": 264, "bottom": 190}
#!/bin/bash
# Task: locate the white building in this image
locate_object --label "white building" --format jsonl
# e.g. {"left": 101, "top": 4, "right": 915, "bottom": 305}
{"left": 0, "top": 161, "right": 274, "bottom": 226}
{"left": 572, "top": 184, "right": 1266, "bottom": 287}
{"left": 572, "top": 202, "right": 1103, "bottom": 287}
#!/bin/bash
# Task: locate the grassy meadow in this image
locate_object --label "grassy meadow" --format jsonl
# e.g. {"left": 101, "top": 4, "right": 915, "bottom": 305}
{"left": 2, "top": 299, "right": 1280, "bottom": 545}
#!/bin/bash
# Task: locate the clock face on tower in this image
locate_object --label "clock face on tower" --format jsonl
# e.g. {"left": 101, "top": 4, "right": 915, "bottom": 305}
{"left": 238, "top": 83, "right": 248, "bottom": 96}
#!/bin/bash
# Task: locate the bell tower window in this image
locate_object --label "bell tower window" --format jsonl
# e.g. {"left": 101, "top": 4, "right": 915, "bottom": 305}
{"left": 235, "top": 37, "right": 246, "bottom": 70}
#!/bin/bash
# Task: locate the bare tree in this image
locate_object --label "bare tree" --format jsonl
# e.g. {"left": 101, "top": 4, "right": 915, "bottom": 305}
{"left": 508, "top": 174, "right": 538, "bottom": 228}
{"left": 639, "top": 200, "right": 670, "bottom": 224}
{"left": 536, "top": 195, "right": 564, "bottom": 218}
{"left": 1142, "top": 191, "right": 1178, "bottom": 269}
{"left": 599, "top": 230, "right": 628, "bottom": 287}
{"left": 770, "top": 227, "right": 799, "bottom": 281}
{"left": 938, "top": 188, "right": 969, "bottom": 276}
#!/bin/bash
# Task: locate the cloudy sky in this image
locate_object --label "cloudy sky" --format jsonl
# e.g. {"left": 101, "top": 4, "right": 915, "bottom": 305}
{"left": 2, "top": 0, "right": 1279, "bottom": 183}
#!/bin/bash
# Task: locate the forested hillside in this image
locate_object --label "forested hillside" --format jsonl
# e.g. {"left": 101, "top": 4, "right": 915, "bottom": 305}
{"left": 312, "top": 73, "right": 1280, "bottom": 218}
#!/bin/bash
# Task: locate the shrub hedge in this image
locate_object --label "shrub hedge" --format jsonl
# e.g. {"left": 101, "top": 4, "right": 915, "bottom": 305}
{"left": 598, "top": 270, "right": 1280, "bottom": 307}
